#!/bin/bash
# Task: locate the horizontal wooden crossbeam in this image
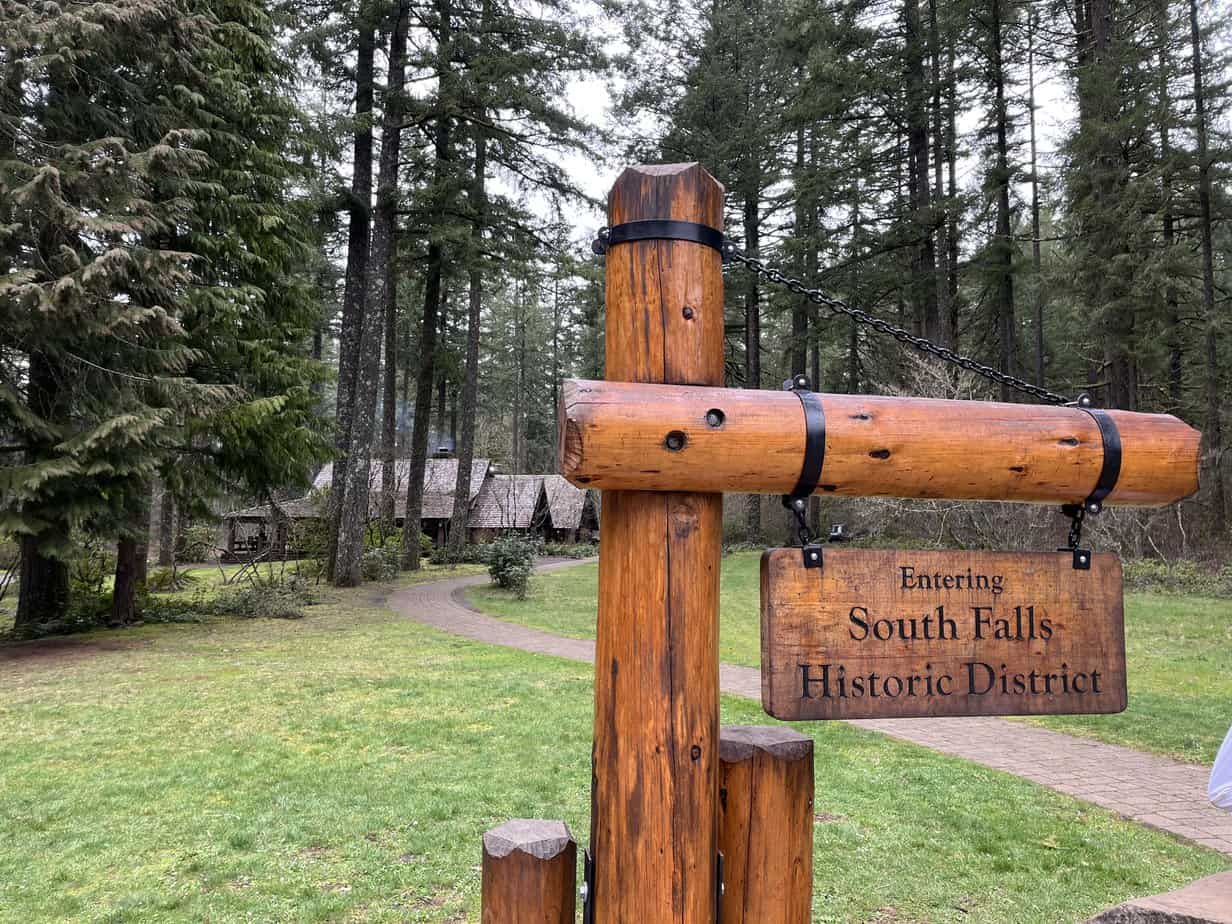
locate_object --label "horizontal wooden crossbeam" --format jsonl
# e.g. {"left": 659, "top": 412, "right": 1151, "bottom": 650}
{"left": 557, "top": 379, "right": 1200, "bottom": 506}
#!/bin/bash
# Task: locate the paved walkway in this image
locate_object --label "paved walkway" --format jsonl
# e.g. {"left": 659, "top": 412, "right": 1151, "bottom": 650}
{"left": 389, "top": 563, "right": 1232, "bottom": 856}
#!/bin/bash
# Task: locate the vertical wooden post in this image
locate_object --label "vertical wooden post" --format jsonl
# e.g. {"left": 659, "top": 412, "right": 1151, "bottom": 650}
{"left": 482, "top": 819, "right": 577, "bottom": 923}
{"left": 718, "top": 726, "right": 815, "bottom": 923}
{"left": 590, "top": 163, "right": 726, "bottom": 922}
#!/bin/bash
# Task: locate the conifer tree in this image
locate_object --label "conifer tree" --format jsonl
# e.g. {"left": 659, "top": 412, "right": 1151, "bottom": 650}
{"left": 1, "top": 0, "right": 325, "bottom": 629}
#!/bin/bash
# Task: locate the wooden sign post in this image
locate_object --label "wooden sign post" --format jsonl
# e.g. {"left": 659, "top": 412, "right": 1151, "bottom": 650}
{"left": 588, "top": 164, "right": 726, "bottom": 923}
{"left": 476, "top": 161, "right": 1202, "bottom": 922}
{"left": 761, "top": 549, "right": 1127, "bottom": 721}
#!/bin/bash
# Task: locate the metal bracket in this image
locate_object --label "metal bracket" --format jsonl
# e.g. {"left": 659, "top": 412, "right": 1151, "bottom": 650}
{"left": 1058, "top": 394, "right": 1121, "bottom": 569}
{"left": 592, "top": 220, "right": 726, "bottom": 257}
{"left": 715, "top": 851, "right": 725, "bottom": 924}
{"left": 1073, "top": 393, "right": 1123, "bottom": 516}
{"left": 581, "top": 849, "right": 594, "bottom": 924}
{"left": 781, "top": 374, "right": 826, "bottom": 565}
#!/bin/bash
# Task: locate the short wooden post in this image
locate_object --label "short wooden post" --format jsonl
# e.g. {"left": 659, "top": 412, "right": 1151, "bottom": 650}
{"left": 481, "top": 819, "right": 577, "bottom": 923}
{"left": 589, "top": 163, "right": 726, "bottom": 922}
{"left": 718, "top": 726, "right": 815, "bottom": 923}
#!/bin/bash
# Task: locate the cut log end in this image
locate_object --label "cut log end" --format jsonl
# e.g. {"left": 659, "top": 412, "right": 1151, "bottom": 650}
{"left": 482, "top": 819, "right": 574, "bottom": 861}
{"left": 719, "top": 725, "right": 814, "bottom": 763}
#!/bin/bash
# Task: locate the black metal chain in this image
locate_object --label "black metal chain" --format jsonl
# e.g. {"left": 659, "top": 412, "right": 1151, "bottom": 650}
{"left": 723, "top": 245, "right": 1072, "bottom": 406}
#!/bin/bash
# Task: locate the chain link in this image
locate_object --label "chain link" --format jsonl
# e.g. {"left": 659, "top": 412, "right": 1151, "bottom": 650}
{"left": 724, "top": 246, "right": 1072, "bottom": 406}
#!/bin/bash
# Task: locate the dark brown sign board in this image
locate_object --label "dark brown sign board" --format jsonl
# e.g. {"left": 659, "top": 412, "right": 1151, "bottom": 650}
{"left": 760, "top": 549, "right": 1126, "bottom": 721}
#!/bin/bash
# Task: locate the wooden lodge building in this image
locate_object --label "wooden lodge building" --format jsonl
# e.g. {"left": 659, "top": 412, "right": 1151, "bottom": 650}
{"left": 221, "top": 454, "right": 598, "bottom": 560}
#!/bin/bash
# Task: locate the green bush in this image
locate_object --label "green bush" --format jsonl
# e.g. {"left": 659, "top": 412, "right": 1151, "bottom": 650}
{"left": 289, "top": 516, "right": 328, "bottom": 561}
{"left": 487, "top": 534, "right": 536, "bottom": 599}
{"left": 429, "top": 542, "right": 491, "bottom": 565}
{"left": 361, "top": 546, "right": 400, "bottom": 582}
{"left": 146, "top": 567, "right": 200, "bottom": 593}
{"left": 1123, "top": 558, "right": 1232, "bottom": 597}
{"left": 539, "top": 541, "right": 597, "bottom": 560}
{"left": 177, "top": 523, "right": 218, "bottom": 563}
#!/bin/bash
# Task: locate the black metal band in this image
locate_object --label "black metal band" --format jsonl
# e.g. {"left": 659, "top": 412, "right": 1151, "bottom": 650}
{"left": 601, "top": 220, "right": 725, "bottom": 254}
{"left": 1079, "top": 406, "right": 1122, "bottom": 513}
{"left": 789, "top": 387, "right": 826, "bottom": 501}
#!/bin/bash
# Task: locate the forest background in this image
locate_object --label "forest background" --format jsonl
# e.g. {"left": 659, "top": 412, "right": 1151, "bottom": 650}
{"left": 2, "top": 0, "right": 1231, "bottom": 634}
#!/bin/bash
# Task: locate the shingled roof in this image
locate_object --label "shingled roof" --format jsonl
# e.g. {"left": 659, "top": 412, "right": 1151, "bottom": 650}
{"left": 310, "top": 457, "right": 490, "bottom": 520}
{"left": 224, "top": 496, "right": 324, "bottom": 520}
{"left": 542, "top": 475, "right": 588, "bottom": 529}
{"left": 468, "top": 475, "right": 546, "bottom": 529}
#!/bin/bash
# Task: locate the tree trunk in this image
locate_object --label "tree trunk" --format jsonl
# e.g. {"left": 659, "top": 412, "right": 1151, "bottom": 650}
{"left": 791, "top": 123, "right": 808, "bottom": 376}
{"left": 1028, "top": 7, "right": 1045, "bottom": 387}
{"left": 336, "top": 0, "right": 410, "bottom": 585}
{"left": 15, "top": 536, "right": 69, "bottom": 632}
{"left": 928, "top": 0, "right": 951, "bottom": 346}
{"left": 1157, "top": 5, "right": 1183, "bottom": 412}
{"left": 513, "top": 289, "right": 526, "bottom": 472}
{"left": 326, "top": 12, "right": 376, "bottom": 581}
{"left": 401, "top": 0, "right": 454, "bottom": 570}
{"left": 435, "top": 290, "right": 449, "bottom": 446}
{"left": 848, "top": 127, "right": 861, "bottom": 394}
{"left": 447, "top": 123, "right": 487, "bottom": 561}
{"left": 157, "top": 482, "right": 175, "bottom": 567}
{"left": 743, "top": 192, "right": 761, "bottom": 540}
{"left": 14, "top": 352, "right": 70, "bottom": 630}
{"left": 904, "top": 0, "right": 939, "bottom": 342}
{"left": 1080, "top": 0, "right": 1136, "bottom": 410}
{"left": 379, "top": 228, "right": 400, "bottom": 531}
{"left": 989, "top": 0, "right": 1016, "bottom": 400}
{"left": 111, "top": 490, "right": 150, "bottom": 627}
{"left": 111, "top": 537, "right": 140, "bottom": 627}
{"left": 1190, "top": 0, "right": 1225, "bottom": 533}
{"left": 945, "top": 40, "right": 960, "bottom": 331}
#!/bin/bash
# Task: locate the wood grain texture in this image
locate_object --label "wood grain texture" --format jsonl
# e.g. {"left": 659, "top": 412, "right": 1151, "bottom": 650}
{"left": 718, "top": 727, "right": 814, "bottom": 924}
{"left": 481, "top": 819, "right": 576, "bottom": 924}
{"left": 558, "top": 379, "right": 1201, "bottom": 506}
{"left": 591, "top": 163, "right": 725, "bottom": 923}
{"left": 761, "top": 549, "right": 1127, "bottom": 721}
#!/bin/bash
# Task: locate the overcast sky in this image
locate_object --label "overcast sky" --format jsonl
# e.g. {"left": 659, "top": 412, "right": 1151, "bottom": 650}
{"left": 530, "top": 14, "right": 1084, "bottom": 250}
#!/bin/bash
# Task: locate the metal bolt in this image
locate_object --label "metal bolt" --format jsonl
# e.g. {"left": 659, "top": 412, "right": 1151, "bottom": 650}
{"left": 1079, "top": 554, "right": 1089, "bottom": 565}
{"left": 1087, "top": 502, "right": 1101, "bottom": 514}
{"left": 808, "top": 550, "right": 820, "bottom": 562}
{"left": 690, "top": 744, "right": 702, "bottom": 760}
{"left": 580, "top": 883, "right": 589, "bottom": 901}
{"left": 705, "top": 409, "right": 725, "bottom": 428}
{"left": 665, "top": 431, "right": 687, "bottom": 452}
{"left": 793, "top": 498, "right": 806, "bottom": 511}
{"left": 682, "top": 305, "right": 695, "bottom": 320}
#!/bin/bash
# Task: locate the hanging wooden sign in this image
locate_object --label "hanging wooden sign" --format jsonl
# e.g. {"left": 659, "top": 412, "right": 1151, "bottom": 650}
{"left": 760, "top": 549, "right": 1127, "bottom": 721}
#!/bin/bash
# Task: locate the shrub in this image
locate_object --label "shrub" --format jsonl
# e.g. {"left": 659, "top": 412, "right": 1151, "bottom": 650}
{"left": 177, "top": 523, "right": 219, "bottom": 563}
{"left": 1123, "top": 558, "right": 1232, "bottom": 597}
{"left": 429, "top": 542, "right": 491, "bottom": 565}
{"left": 146, "top": 567, "right": 200, "bottom": 593}
{"left": 487, "top": 534, "right": 536, "bottom": 599}
{"left": 361, "top": 545, "right": 400, "bottom": 582}
{"left": 210, "top": 573, "right": 316, "bottom": 620}
{"left": 289, "top": 516, "right": 328, "bottom": 562}
{"left": 539, "top": 541, "right": 597, "bottom": 560}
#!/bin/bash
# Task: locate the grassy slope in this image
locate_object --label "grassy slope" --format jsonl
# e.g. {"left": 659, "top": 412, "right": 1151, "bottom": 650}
{"left": 0, "top": 572, "right": 1226, "bottom": 922}
{"left": 468, "top": 552, "right": 1232, "bottom": 764}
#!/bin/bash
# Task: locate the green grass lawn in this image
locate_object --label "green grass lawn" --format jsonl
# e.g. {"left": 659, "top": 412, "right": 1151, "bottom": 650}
{"left": 0, "top": 568, "right": 1227, "bottom": 923}
{"left": 468, "top": 551, "right": 1232, "bottom": 764}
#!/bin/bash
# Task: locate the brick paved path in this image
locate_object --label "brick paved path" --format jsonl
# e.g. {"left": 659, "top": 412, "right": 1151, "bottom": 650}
{"left": 389, "top": 563, "right": 1232, "bottom": 856}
